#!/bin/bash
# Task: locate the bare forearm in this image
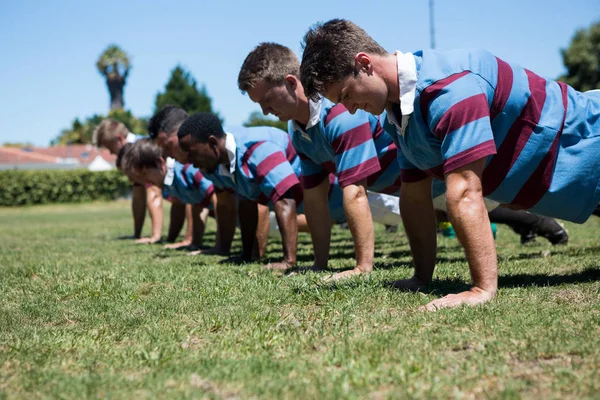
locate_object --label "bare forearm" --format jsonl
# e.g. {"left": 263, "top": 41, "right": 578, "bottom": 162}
{"left": 274, "top": 198, "right": 298, "bottom": 264}
{"left": 183, "top": 204, "right": 194, "bottom": 242}
{"left": 256, "top": 204, "right": 270, "bottom": 259}
{"left": 132, "top": 185, "right": 146, "bottom": 238}
{"left": 304, "top": 181, "right": 332, "bottom": 267}
{"left": 166, "top": 202, "right": 186, "bottom": 242}
{"left": 191, "top": 205, "right": 207, "bottom": 247}
{"left": 215, "top": 192, "right": 236, "bottom": 254}
{"left": 146, "top": 186, "right": 163, "bottom": 240}
{"left": 447, "top": 193, "right": 498, "bottom": 293}
{"left": 400, "top": 180, "right": 437, "bottom": 283}
{"left": 343, "top": 182, "right": 374, "bottom": 272}
{"left": 239, "top": 199, "right": 258, "bottom": 261}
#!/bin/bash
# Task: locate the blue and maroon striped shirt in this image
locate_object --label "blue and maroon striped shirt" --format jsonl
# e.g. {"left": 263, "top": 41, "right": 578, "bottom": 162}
{"left": 202, "top": 126, "right": 346, "bottom": 222}
{"left": 162, "top": 161, "right": 215, "bottom": 208}
{"left": 385, "top": 49, "right": 600, "bottom": 223}
{"left": 290, "top": 98, "right": 402, "bottom": 195}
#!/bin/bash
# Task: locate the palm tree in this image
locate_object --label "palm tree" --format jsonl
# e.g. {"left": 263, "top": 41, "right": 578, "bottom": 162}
{"left": 96, "top": 44, "right": 131, "bottom": 110}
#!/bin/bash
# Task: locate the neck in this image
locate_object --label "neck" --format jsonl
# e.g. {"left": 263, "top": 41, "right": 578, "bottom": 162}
{"left": 294, "top": 94, "right": 310, "bottom": 126}
{"left": 373, "top": 53, "right": 400, "bottom": 105}
{"left": 218, "top": 136, "right": 230, "bottom": 166}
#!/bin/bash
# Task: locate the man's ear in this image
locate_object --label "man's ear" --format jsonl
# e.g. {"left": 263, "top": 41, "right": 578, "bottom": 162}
{"left": 354, "top": 52, "right": 373, "bottom": 74}
{"left": 208, "top": 135, "right": 219, "bottom": 148}
{"left": 285, "top": 75, "right": 298, "bottom": 90}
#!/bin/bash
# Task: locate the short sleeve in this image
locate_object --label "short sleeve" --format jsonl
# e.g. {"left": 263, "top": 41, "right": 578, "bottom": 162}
{"left": 421, "top": 72, "right": 497, "bottom": 175}
{"left": 324, "top": 105, "right": 381, "bottom": 187}
{"left": 244, "top": 141, "right": 300, "bottom": 205}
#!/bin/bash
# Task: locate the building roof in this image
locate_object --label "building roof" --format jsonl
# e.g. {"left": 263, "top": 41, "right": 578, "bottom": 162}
{"left": 0, "top": 145, "right": 117, "bottom": 170}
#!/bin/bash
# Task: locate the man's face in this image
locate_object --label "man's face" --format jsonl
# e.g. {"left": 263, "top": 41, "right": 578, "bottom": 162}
{"left": 246, "top": 78, "right": 298, "bottom": 122}
{"left": 323, "top": 71, "right": 388, "bottom": 115}
{"left": 104, "top": 135, "right": 126, "bottom": 155}
{"left": 179, "top": 134, "right": 220, "bottom": 173}
{"left": 154, "top": 131, "right": 187, "bottom": 163}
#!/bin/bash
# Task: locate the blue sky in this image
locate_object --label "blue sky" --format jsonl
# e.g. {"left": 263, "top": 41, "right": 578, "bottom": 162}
{"left": 0, "top": 0, "right": 598, "bottom": 146}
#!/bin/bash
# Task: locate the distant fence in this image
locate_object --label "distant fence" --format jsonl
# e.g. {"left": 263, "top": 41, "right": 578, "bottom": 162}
{"left": 0, "top": 169, "right": 131, "bottom": 206}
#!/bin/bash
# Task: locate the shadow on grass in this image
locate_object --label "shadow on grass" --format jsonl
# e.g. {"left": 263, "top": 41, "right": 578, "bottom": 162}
{"left": 385, "top": 265, "right": 600, "bottom": 296}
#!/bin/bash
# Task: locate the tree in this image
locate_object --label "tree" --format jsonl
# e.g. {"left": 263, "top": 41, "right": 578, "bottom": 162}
{"left": 155, "top": 65, "right": 220, "bottom": 119}
{"left": 558, "top": 21, "right": 600, "bottom": 92}
{"left": 96, "top": 44, "right": 131, "bottom": 110}
{"left": 52, "top": 110, "right": 147, "bottom": 146}
{"left": 243, "top": 111, "right": 288, "bottom": 131}
{"left": 2, "top": 142, "right": 34, "bottom": 148}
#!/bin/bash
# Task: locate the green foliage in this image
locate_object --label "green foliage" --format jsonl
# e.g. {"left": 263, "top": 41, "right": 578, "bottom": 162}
{"left": 0, "top": 169, "right": 130, "bottom": 206}
{"left": 2, "top": 142, "right": 34, "bottom": 148}
{"left": 155, "top": 65, "right": 222, "bottom": 121}
{"left": 107, "top": 109, "right": 148, "bottom": 135}
{"left": 243, "top": 111, "right": 288, "bottom": 131}
{"left": 559, "top": 21, "right": 600, "bottom": 91}
{"left": 52, "top": 109, "right": 147, "bottom": 146}
{"left": 96, "top": 44, "right": 131, "bottom": 78}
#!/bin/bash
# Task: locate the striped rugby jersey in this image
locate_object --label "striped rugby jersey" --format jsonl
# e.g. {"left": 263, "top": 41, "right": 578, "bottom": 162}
{"left": 162, "top": 161, "right": 215, "bottom": 209}
{"left": 385, "top": 49, "right": 600, "bottom": 223}
{"left": 202, "top": 126, "right": 346, "bottom": 222}
{"left": 289, "top": 98, "right": 402, "bottom": 195}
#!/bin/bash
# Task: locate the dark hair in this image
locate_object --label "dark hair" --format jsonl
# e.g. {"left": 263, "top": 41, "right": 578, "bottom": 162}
{"left": 177, "top": 112, "right": 224, "bottom": 142}
{"left": 120, "top": 138, "right": 163, "bottom": 174}
{"left": 116, "top": 142, "right": 133, "bottom": 171}
{"left": 238, "top": 42, "right": 300, "bottom": 92}
{"left": 300, "top": 19, "right": 387, "bottom": 101}
{"left": 147, "top": 105, "right": 189, "bottom": 139}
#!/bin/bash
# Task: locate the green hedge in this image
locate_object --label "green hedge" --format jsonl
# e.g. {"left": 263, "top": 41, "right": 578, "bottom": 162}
{"left": 0, "top": 169, "right": 131, "bottom": 206}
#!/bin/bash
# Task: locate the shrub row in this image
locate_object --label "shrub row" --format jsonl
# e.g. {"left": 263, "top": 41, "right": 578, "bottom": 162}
{"left": 0, "top": 169, "right": 131, "bottom": 206}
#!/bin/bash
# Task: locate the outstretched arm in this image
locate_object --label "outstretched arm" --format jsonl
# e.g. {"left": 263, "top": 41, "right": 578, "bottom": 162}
{"left": 267, "top": 196, "right": 298, "bottom": 271}
{"left": 393, "top": 176, "right": 437, "bottom": 290}
{"left": 303, "top": 178, "right": 332, "bottom": 270}
{"left": 215, "top": 191, "right": 237, "bottom": 254}
{"left": 136, "top": 185, "right": 163, "bottom": 244}
{"left": 131, "top": 184, "right": 146, "bottom": 238}
{"left": 238, "top": 198, "right": 259, "bottom": 262}
{"left": 425, "top": 158, "right": 497, "bottom": 311}
{"left": 164, "top": 200, "right": 189, "bottom": 249}
{"left": 328, "top": 179, "right": 375, "bottom": 281}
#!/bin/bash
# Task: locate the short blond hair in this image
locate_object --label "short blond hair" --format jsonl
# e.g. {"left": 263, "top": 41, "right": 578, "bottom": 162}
{"left": 238, "top": 43, "right": 300, "bottom": 92}
{"left": 92, "top": 119, "right": 128, "bottom": 147}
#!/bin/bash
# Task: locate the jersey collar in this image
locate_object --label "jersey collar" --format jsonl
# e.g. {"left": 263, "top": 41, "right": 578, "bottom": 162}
{"left": 387, "top": 50, "right": 418, "bottom": 135}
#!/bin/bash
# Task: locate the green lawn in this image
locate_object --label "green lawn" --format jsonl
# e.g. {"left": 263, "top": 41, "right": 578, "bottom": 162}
{"left": 0, "top": 201, "right": 599, "bottom": 399}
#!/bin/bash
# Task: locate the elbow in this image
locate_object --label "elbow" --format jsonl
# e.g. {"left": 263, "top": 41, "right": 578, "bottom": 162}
{"left": 446, "top": 181, "right": 484, "bottom": 214}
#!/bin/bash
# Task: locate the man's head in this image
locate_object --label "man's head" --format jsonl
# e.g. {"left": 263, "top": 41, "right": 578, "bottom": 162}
{"left": 119, "top": 138, "right": 167, "bottom": 187}
{"left": 238, "top": 43, "right": 304, "bottom": 122}
{"left": 300, "top": 19, "right": 389, "bottom": 115}
{"left": 177, "top": 112, "right": 226, "bottom": 173}
{"left": 92, "top": 119, "right": 130, "bottom": 155}
{"left": 147, "top": 105, "right": 189, "bottom": 163}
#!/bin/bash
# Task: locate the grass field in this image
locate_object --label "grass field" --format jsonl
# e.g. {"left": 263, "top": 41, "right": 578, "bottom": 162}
{"left": 0, "top": 200, "right": 599, "bottom": 399}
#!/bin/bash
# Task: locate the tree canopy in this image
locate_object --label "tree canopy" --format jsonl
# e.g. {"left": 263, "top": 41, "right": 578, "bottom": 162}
{"left": 243, "top": 111, "right": 288, "bottom": 131}
{"left": 559, "top": 21, "right": 600, "bottom": 92}
{"left": 97, "top": 44, "right": 131, "bottom": 110}
{"left": 155, "top": 65, "right": 219, "bottom": 118}
{"left": 52, "top": 110, "right": 147, "bottom": 146}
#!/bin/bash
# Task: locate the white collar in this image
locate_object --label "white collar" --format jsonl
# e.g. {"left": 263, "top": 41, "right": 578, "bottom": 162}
{"left": 388, "top": 51, "right": 418, "bottom": 135}
{"left": 292, "top": 98, "right": 323, "bottom": 133}
{"left": 125, "top": 132, "right": 137, "bottom": 143}
{"left": 219, "top": 132, "right": 237, "bottom": 176}
{"left": 396, "top": 50, "right": 418, "bottom": 116}
{"left": 163, "top": 157, "right": 175, "bottom": 186}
